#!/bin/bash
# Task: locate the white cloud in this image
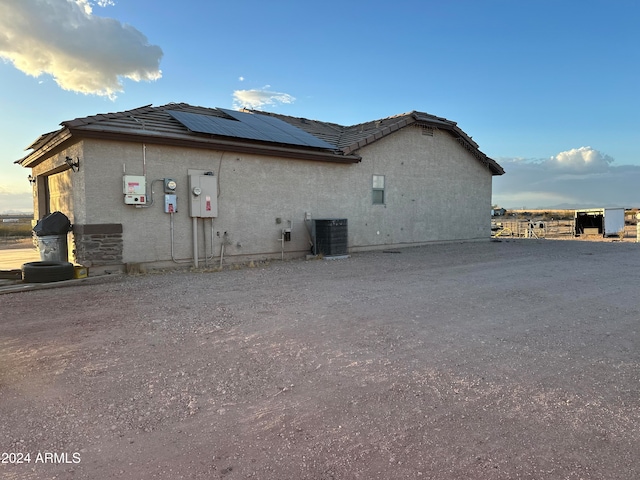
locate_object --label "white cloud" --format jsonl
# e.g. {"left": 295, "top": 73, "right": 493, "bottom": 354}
{"left": 232, "top": 87, "right": 295, "bottom": 110}
{"left": 0, "top": 0, "right": 162, "bottom": 99}
{"left": 545, "top": 146, "right": 613, "bottom": 173}
{"left": 238, "top": 76, "right": 245, "bottom": 82}
{"left": 493, "top": 147, "right": 640, "bottom": 209}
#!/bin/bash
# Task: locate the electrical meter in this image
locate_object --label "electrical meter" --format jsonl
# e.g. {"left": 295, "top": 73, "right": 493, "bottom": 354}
{"left": 164, "top": 178, "right": 177, "bottom": 193}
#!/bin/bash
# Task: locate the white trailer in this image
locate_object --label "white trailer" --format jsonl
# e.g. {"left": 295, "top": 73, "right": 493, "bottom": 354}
{"left": 574, "top": 208, "right": 625, "bottom": 237}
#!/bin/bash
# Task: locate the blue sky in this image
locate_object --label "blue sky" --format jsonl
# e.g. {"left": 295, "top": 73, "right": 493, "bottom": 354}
{"left": 1, "top": 0, "right": 639, "bottom": 213}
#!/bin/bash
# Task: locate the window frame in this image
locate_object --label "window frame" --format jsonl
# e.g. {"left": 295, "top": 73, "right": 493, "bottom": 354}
{"left": 372, "top": 174, "right": 385, "bottom": 205}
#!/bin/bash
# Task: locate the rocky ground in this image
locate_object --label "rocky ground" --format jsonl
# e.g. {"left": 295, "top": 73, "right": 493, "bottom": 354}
{"left": 1, "top": 239, "right": 640, "bottom": 479}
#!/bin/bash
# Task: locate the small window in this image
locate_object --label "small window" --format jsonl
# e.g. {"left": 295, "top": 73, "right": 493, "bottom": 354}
{"left": 372, "top": 175, "right": 385, "bottom": 205}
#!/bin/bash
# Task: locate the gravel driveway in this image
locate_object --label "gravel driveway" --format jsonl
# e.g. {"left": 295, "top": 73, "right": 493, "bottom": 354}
{"left": 1, "top": 239, "right": 639, "bottom": 479}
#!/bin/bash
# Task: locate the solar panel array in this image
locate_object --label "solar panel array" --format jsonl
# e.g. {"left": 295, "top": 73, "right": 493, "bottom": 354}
{"left": 167, "top": 109, "right": 335, "bottom": 150}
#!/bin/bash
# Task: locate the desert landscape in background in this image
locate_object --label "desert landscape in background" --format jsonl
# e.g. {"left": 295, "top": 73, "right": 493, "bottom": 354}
{"left": 491, "top": 209, "right": 639, "bottom": 242}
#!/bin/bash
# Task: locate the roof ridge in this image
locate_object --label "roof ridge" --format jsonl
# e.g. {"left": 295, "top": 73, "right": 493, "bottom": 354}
{"left": 62, "top": 104, "right": 156, "bottom": 128}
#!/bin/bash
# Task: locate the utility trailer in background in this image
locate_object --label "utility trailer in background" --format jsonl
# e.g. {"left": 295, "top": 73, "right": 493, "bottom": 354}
{"left": 574, "top": 208, "right": 625, "bottom": 237}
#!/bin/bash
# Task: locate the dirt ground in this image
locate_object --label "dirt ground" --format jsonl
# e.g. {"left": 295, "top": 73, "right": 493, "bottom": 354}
{"left": 1, "top": 239, "right": 640, "bottom": 479}
{"left": 0, "top": 237, "right": 34, "bottom": 250}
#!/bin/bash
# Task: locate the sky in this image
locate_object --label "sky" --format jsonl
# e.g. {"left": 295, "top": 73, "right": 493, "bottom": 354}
{"left": 1, "top": 0, "right": 639, "bottom": 213}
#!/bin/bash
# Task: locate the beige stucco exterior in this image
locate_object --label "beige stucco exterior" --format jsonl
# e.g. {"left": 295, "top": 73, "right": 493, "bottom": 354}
{"left": 29, "top": 123, "right": 494, "bottom": 269}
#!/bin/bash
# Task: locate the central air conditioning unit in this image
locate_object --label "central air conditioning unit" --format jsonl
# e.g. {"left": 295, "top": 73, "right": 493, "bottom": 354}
{"left": 312, "top": 219, "right": 348, "bottom": 257}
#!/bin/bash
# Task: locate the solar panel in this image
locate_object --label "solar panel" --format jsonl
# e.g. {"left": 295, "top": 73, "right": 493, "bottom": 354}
{"left": 167, "top": 109, "right": 335, "bottom": 150}
{"left": 167, "top": 110, "right": 261, "bottom": 141}
{"left": 218, "top": 108, "right": 336, "bottom": 149}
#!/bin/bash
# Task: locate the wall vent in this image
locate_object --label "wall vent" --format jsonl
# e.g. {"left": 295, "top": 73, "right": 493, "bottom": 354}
{"left": 421, "top": 126, "right": 434, "bottom": 136}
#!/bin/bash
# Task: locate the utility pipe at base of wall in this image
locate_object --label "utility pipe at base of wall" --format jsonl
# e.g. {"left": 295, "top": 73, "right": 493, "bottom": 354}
{"left": 202, "top": 219, "right": 215, "bottom": 267}
{"left": 193, "top": 217, "right": 198, "bottom": 268}
{"left": 170, "top": 213, "right": 215, "bottom": 266}
{"left": 170, "top": 213, "right": 192, "bottom": 265}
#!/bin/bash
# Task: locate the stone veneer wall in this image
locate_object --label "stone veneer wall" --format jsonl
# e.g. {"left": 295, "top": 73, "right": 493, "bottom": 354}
{"left": 73, "top": 224, "right": 123, "bottom": 267}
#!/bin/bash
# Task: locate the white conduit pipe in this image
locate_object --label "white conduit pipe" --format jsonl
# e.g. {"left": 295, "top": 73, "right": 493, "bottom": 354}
{"left": 211, "top": 219, "right": 215, "bottom": 260}
{"left": 171, "top": 214, "right": 215, "bottom": 266}
{"left": 170, "top": 213, "right": 191, "bottom": 264}
{"left": 203, "top": 218, "right": 215, "bottom": 266}
{"left": 192, "top": 217, "right": 199, "bottom": 268}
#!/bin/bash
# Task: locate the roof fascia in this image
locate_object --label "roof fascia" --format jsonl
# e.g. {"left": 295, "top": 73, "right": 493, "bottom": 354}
{"left": 69, "top": 129, "right": 362, "bottom": 164}
{"left": 341, "top": 117, "right": 415, "bottom": 155}
{"left": 341, "top": 113, "right": 504, "bottom": 176}
{"left": 412, "top": 116, "right": 504, "bottom": 176}
{"left": 15, "top": 128, "right": 73, "bottom": 167}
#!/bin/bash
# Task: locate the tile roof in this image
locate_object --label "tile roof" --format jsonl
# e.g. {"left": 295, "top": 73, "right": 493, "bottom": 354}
{"left": 18, "top": 103, "right": 504, "bottom": 175}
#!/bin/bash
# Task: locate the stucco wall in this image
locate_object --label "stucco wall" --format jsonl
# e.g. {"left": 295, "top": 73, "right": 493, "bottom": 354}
{"left": 31, "top": 143, "right": 85, "bottom": 223}
{"left": 357, "top": 125, "right": 492, "bottom": 246}
{"left": 53, "top": 124, "right": 493, "bottom": 267}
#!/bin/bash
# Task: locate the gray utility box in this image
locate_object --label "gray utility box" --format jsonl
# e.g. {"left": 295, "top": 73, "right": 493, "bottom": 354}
{"left": 188, "top": 172, "right": 218, "bottom": 218}
{"left": 312, "top": 219, "right": 348, "bottom": 256}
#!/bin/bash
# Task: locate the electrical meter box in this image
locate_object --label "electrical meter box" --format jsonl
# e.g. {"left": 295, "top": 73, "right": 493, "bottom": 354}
{"left": 188, "top": 173, "right": 218, "bottom": 218}
{"left": 123, "top": 175, "right": 147, "bottom": 205}
{"left": 164, "top": 178, "right": 177, "bottom": 193}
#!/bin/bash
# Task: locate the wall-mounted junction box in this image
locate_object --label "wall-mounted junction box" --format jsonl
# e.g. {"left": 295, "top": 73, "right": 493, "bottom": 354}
{"left": 188, "top": 172, "right": 218, "bottom": 218}
{"left": 164, "top": 194, "right": 177, "bottom": 213}
{"left": 123, "top": 175, "right": 146, "bottom": 205}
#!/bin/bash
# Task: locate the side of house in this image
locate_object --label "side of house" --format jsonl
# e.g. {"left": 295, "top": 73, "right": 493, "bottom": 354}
{"left": 19, "top": 105, "right": 502, "bottom": 271}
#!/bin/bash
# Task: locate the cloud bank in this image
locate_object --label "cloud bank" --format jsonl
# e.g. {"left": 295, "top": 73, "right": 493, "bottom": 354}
{"left": 493, "top": 147, "right": 640, "bottom": 209}
{"left": 232, "top": 86, "right": 295, "bottom": 110}
{"left": 0, "top": 186, "right": 33, "bottom": 213}
{"left": 0, "top": 0, "right": 163, "bottom": 99}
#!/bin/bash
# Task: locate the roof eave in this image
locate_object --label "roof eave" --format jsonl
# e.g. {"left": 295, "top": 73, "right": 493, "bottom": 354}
{"left": 341, "top": 113, "right": 504, "bottom": 176}
{"left": 411, "top": 115, "right": 504, "bottom": 176}
{"left": 438, "top": 126, "right": 504, "bottom": 176}
{"left": 70, "top": 128, "right": 362, "bottom": 164}
{"left": 15, "top": 128, "right": 73, "bottom": 167}
{"left": 341, "top": 117, "right": 416, "bottom": 155}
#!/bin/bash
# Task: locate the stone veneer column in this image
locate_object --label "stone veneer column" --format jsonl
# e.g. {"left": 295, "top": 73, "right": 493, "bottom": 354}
{"left": 72, "top": 224, "right": 123, "bottom": 267}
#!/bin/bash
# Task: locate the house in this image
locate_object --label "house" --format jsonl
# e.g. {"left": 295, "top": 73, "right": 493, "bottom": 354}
{"left": 16, "top": 103, "right": 504, "bottom": 272}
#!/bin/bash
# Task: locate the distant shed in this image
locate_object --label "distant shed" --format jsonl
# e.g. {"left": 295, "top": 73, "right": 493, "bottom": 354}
{"left": 574, "top": 208, "right": 625, "bottom": 237}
